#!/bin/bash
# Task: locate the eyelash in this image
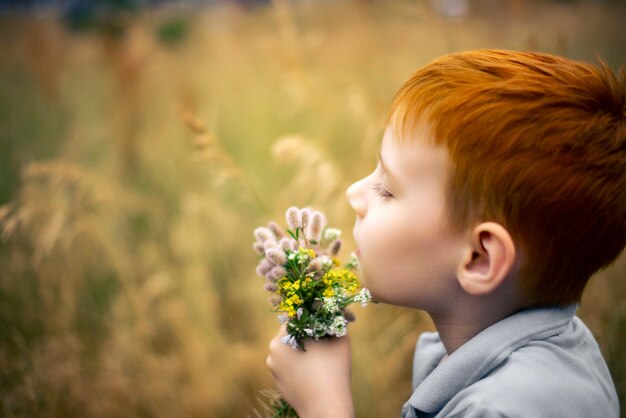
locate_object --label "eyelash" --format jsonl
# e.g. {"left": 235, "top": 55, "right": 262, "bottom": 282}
{"left": 372, "top": 183, "right": 393, "bottom": 199}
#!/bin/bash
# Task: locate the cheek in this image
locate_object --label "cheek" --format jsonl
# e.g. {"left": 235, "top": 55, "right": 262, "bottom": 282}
{"left": 357, "top": 207, "right": 449, "bottom": 296}
{"left": 361, "top": 207, "right": 439, "bottom": 260}
{"left": 359, "top": 217, "right": 414, "bottom": 281}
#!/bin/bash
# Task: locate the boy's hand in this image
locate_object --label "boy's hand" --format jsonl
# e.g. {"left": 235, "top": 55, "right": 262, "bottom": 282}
{"left": 266, "top": 325, "right": 355, "bottom": 418}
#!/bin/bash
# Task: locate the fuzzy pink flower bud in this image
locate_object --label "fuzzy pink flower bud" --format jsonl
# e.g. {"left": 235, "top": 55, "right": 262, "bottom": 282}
{"left": 330, "top": 239, "right": 342, "bottom": 256}
{"left": 285, "top": 207, "right": 301, "bottom": 231}
{"left": 264, "top": 282, "right": 279, "bottom": 292}
{"left": 265, "top": 248, "right": 287, "bottom": 266}
{"left": 279, "top": 237, "right": 297, "bottom": 251}
{"left": 263, "top": 239, "right": 280, "bottom": 252}
{"left": 269, "top": 295, "right": 281, "bottom": 307}
{"left": 254, "top": 227, "right": 274, "bottom": 243}
{"left": 255, "top": 258, "right": 273, "bottom": 277}
{"left": 313, "top": 270, "right": 325, "bottom": 280}
{"left": 268, "top": 221, "right": 285, "bottom": 239}
{"left": 306, "top": 258, "right": 322, "bottom": 274}
{"left": 267, "top": 265, "right": 286, "bottom": 282}
{"left": 252, "top": 242, "right": 265, "bottom": 255}
{"left": 300, "top": 208, "right": 311, "bottom": 230}
{"left": 307, "top": 211, "right": 325, "bottom": 242}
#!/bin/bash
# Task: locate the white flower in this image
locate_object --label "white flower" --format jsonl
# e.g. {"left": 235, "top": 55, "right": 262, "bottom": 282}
{"left": 304, "top": 328, "right": 314, "bottom": 336}
{"left": 326, "top": 316, "right": 347, "bottom": 337}
{"left": 346, "top": 252, "right": 360, "bottom": 270}
{"left": 322, "top": 228, "right": 341, "bottom": 243}
{"left": 322, "top": 296, "right": 340, "bottom": 314}
{"left": 277, "top": 315, "right": 288, "bottom": 324}
{"left": 294, "top": 248, "right": 312, "bottom": 265}
{"left": 353, "top": 288, "right": 372, "bottom": 307}
{"left": 281, "top": 334, "right": 299, "bottom": 349}
{"left": 318, "top": 255, "right": 333, "bottom": 270}
{"left": 334, "top": 287, "right": 347, "bottom": 298}
{"left": 313, "top": 320, "right": 327, "bottom": 335}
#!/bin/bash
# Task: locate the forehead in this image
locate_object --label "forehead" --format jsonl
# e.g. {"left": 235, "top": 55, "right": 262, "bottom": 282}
{"left": 381, "top": 126, "right": 450, "bottom": 184}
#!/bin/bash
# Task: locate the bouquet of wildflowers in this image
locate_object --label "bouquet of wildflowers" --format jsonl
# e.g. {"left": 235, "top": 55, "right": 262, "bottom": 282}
{"left": 254, "top": 206, "right": 371, "bottom": 350}
{"left": 253, "top": 206, "right": 371, "bottom": 416}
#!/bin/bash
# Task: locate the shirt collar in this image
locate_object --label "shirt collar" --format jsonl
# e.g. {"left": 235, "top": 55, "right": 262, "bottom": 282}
{"left": 405, "top": 305, "right": 577, "bottom": 413}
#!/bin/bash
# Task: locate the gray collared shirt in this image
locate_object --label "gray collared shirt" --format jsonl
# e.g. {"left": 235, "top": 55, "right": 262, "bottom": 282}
{"left": 401, "top": 305, "right": 619, "bottom": 417}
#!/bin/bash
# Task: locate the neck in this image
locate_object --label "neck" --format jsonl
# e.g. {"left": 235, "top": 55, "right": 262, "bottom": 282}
{"left": 429, "top": 295, "right": 524, "bottom": 354}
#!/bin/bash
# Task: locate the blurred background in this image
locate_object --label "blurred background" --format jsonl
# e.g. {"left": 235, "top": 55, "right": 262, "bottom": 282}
{"left": 0, "top": 0, "right": 624, "bottom": 416}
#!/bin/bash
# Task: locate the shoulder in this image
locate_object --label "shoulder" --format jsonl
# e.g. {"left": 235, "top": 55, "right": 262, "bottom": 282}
{"left": 444, "top": 319, "right": 619, "bottom": 417}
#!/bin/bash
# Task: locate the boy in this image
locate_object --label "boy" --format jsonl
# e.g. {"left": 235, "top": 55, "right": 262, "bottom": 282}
{"left": 266, "top": 50, "right": 624, "bottom": 417}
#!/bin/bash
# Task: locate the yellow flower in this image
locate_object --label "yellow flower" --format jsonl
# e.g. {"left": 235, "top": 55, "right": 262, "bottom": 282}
{"left": 279, "top": 300, "right": 298, "bottom": 317}
{"left": 289, "top": 294, "right": 303, "bottom": 305}
{"left": 323, "top": 287, "right": 335, "bottom": 298}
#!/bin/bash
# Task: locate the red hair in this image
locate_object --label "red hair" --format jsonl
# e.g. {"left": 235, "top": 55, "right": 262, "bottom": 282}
{"left": 388, "top": 50, "right": 626, "bottom": 306}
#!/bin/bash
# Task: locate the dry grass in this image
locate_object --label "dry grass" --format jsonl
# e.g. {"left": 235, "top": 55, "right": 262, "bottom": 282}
{"left": 0, "top": 1, "right": 624, "bottom": 416}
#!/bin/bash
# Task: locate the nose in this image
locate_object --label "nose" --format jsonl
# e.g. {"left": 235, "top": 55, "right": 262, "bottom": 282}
{"left": 346, "top": 178, "right": 367, "bottom": 218}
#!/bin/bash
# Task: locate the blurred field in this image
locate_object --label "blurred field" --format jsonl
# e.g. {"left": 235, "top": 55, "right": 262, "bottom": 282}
{"left": 0, "top": 0, "right": 625, "bottom": 417}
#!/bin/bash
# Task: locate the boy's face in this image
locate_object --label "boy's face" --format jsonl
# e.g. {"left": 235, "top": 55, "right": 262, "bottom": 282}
{"left": 346, "top": 127, "right": 467, "bottom": 311}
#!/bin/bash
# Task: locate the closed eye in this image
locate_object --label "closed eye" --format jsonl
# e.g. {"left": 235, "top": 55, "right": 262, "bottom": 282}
{"left": 372, "top": 183, "right": 393, "bottom": 199}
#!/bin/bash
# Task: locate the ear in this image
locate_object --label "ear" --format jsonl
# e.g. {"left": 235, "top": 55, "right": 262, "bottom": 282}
{"left": 456, "top": 222, "right": 516, "bottom": 296}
